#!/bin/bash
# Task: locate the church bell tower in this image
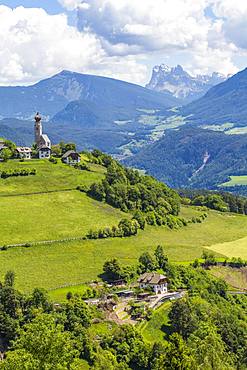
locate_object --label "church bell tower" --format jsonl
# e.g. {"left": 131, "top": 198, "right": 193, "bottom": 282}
{"left": 34, "top": 112, "right": 42, "bottom": 146}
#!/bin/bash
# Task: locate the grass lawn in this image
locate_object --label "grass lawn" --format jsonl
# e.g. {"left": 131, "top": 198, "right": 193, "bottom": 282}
{"left": 0, "top": 159, "right": 105, "bottom": 195}
{"left": 0, "top": 208, "right": 247, "bottom": 292}
{"left": 209, "top": 266, "right": 247, "bottom": 291}
{"left": 0, "top": 159, "right": 125, "bottom": 245}
{"left": 48, "top": 284, "right": 90, "bottom": 302}
{"left": 220, "top": 175, "right": 247, "bottom": 187}
{"left": 0, "top": 190, "right": 125, "bottom": 245}
{"left": 206, "top": 236, "right": 247, "bottom": 259}
{"left": 139, "top": 301, "right": 172, "bottom": 343}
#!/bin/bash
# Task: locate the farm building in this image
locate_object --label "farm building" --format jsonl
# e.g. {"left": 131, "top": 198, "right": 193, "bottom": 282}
{"left": 16, "top": 147, "right": 32, "bottom": 159}
{"left": 62, "top": 150, "right": 81, "bottom": 165}
{"left": 138, "top": 272, "right": 168, "bottom": 294}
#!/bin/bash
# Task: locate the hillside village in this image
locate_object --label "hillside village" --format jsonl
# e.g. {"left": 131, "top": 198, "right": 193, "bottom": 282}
{"left": 0, "top": 112, "right": 81, "bottom": 165}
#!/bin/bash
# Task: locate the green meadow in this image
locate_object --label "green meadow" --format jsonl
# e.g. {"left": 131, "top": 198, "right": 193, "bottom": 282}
{"left": 220, "top": 175, "right": 247, "bottom": 187}
{"left": 0, "top": 159, "right": 246, "bottom": 295}
{"left": 0, "top": 208, "right": 246, "bottom": 292}
{"left": 139, "top": 301, "right": 172, "bottom": 343}
{"left": 0, "top": 159, "right": 105, "bottom": 195}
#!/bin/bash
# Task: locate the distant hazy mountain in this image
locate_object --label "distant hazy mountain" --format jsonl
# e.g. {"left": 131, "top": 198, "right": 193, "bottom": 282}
{"left": 0, "top": 70, "right": 179, "bottom": 121}
{"left": 125, "top": 126, "right": 247, "bottom": 189}
{"left": 180, "top": 67, "right": 247, "bottom": 128}
{"left": 0, "top": 71, "right": 181, "bottom": 153}
{"left": 146, "top": 64, "right": 226, "bottom": 103}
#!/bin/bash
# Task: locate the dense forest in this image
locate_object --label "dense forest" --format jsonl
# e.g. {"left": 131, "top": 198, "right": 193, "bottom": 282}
{"left": 0, "top": 247, "right": 246, "bottom": 369}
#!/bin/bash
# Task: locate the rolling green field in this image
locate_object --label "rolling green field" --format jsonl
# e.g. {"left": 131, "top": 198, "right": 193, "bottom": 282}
{"left": 0, "top": 208, "right": 246, "bottom": 292}
{"left": 139, "top": 302, "right": 171, "bottom": 343}
{"left": 0, "top": 159, "right": 105, "bottom": 195}
{"left": 220, "top": 175, "right": 247, "bottom": 187}
{"left": 206, "top": 236, "right": 247, "bottom": 259}
{"left": 209, "top": 266, "right": 247, "bottom": 291}
{"left": 0, "top": 159, "right": 247, "bottom": 295}
{"left": 0, "top": 159, "right": 125, "bottom": 244}
{"left": 0, "top": 190, "right": 125, "bottom": 245}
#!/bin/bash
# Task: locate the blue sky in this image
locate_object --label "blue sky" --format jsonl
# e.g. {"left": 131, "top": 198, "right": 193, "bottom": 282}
{"left": 0, "top": 0, "right": 247, "bottom": 86}
{"left": 1, "top": 1, "right": 64, "bottom": 14}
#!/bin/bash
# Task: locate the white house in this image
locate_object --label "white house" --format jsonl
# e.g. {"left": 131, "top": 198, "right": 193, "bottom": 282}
{"left": 16, "top": 147, "right": 32, "bottom": 159}
{"left": 138, "top": 272, "right": 168, "bottom": 294}
{"left": 61, "top": 150, "right": 81, "bottom": 165}
{"left": 38, "top": 145, "right": 51, "bottom": 159}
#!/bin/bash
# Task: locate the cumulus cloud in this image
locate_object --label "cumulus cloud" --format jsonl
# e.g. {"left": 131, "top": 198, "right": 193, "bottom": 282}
{"left": 1, "top": 1, "right": 247, "bottom": 86}
{"left": 0, "top": 5, "right": 147, "bottom": 85}
{"left": 77, "top": 0, "right": 211, "bottom": 54}
{"left": 76, "top": 0, "right": 243, "bottom": 75}
{"left": 58, "top": 0, "right": 89, "bottom": 11}
{"left": 212, "top": 0, "right": 247, "bottom": 50}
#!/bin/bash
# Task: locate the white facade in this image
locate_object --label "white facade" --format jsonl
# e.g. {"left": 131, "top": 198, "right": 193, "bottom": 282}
{"left": 63, "top": 156, "right": 80, "bottom": 165}
{"left": 138, "top": 273, "right": 168, "bottom": 295}
{"left": 139, "top": 282, "right": 168, "bottom": 294}
{"left": 16, "top": 147, "right": 32, "bottom": 159}
{"left": 38, "top": 148, "right": 51, "bottom": 159}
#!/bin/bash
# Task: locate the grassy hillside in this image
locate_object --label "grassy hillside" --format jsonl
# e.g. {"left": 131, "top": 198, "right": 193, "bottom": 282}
{"left": 220, "top": 175, "right": 247, "bottom": 187}
{"left": 0, "top": 207, "right": 246, "bottom": 292}
{"left": 139, "top": 302, "right": 172, "bottom": 343}
{"left": 209, "top": 266, "right": 247, "bottom": 291}
{"left": 0, "top": 159, "right": 126, "bottom": 245}
{"left": 0, "top": 159, "right": 105, "bottom": 195}
{"left": 0, "top": 159, "right": 247, "bottom": 294}
{"left": 206, "top": 236, "right": 247, "bottom": 259}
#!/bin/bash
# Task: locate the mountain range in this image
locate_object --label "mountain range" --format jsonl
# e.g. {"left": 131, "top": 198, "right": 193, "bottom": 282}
{"left": 0, "top": 70, "right": 181, "bottom": 153}
{"left": 1, "top": 66, "right": 247, "bottom": 195}
{"left": 146, "top": 64, "right": 226, "bottom": 103}
{"left": 180, "top": 67, "right": 247, "bottom": 132}
{"left": 125, "top": 126, "right": 247, "bottom": 190}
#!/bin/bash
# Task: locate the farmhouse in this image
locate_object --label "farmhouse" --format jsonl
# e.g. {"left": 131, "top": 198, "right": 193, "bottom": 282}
{"left": 16, "top": 147, "right": 32, "bottom": 159}
{"left": 138, "top": 272, "right": 168, "bottom": 294}
{"left": 34, "top": 113, "right": 51, "bottom": 159}
{"left": 62, "top": 150, "right": 81, "bottom": 165}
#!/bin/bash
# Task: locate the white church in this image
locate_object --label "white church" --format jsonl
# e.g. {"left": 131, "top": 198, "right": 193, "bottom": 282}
{"left": 34, "top": 113, "right": 51, "bottom": 159}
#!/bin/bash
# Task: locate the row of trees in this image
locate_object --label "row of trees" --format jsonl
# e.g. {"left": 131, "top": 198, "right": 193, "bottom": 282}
{"left": 0, "top": 168, "right": 36, "bottom": 179}
{"left": 87, "top": 211, "right": 207, "bottom": 241}
{"left": 180, "top": 189, "right": 247, "bottom": 215}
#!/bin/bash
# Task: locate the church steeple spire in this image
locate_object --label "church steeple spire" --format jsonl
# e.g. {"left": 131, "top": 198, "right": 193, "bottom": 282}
{"left": 34, "top": 112, "right": 42, "bottom": 146}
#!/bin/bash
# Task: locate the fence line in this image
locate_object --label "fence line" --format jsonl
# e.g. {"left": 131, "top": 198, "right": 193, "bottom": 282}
{"left": 0, "top": 188, "right": 76, "bottom": 198}
{"left": 1, "top": 235, "right": 87, "bottom": 250}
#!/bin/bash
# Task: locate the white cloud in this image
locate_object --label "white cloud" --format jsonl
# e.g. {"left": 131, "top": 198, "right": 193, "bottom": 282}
{"left": 212, "top": 0, "right": 247, "bottom": 50}
{"left": 76, "top": 0, "right": 243, "bottom": 76}
{"left": 58, "top": 0, "right": 89, "bottom": 11}
{"left": 0, "top": 5, "right": 147, "bottom": 85}
{"left": 1, "top": 1, "right": 247, "bottom": 86}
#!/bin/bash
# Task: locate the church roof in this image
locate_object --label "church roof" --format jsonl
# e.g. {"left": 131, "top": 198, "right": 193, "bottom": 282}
{"left": 38, "top": 145, "right": 51, "bottom": 151}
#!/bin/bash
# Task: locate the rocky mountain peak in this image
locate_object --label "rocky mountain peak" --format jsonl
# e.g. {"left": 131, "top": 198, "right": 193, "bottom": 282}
{"left": 146, "top": 64, "right": 226, "bottom": 104}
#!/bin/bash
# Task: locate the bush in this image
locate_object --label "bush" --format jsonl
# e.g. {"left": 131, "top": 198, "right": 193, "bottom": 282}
{"left": 0, "top": 169, "right": 36, "bottom": 179}
{"left": 49, "top": 157, "right": 58, "bottom": 164}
